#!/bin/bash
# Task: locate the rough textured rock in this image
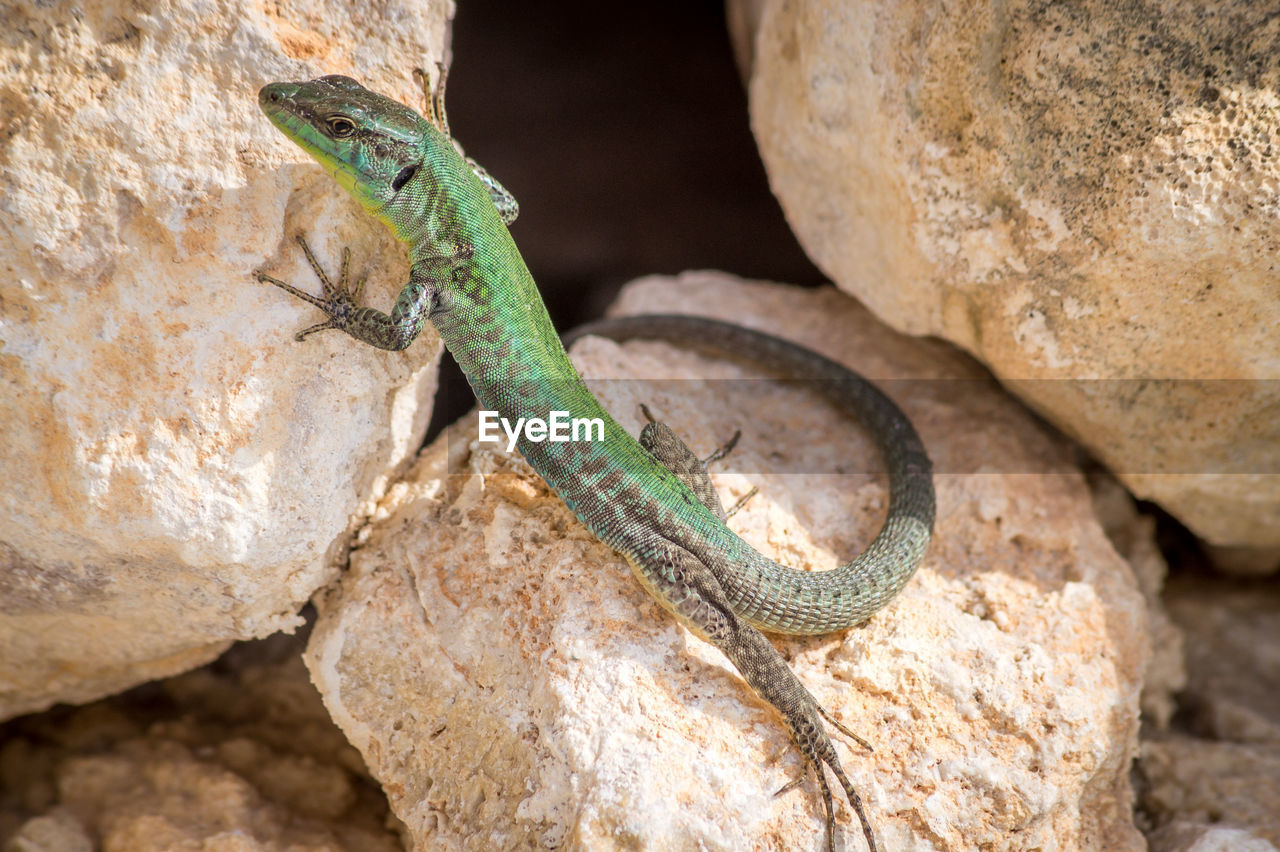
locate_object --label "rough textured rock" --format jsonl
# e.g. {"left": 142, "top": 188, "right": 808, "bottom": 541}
{"left": 1146, "top": 822, "right": 1279, "bottom": 852}
{"left": 306, "top": 273, "right": 1149, "bottom": 851}
{"left": 1164, "top": 572, "right": 1280, "bottom": 744}
{"left": 731, "top": 0, "right": 1280, "bottom": 549}
{"left": 1134, "top": 572, "right": 1280, "bottom": 844}
{"left": 0, "top": 633, "right": 402, "bottom": 851}
{"left": 1089, "top": 474, "right": 1185, "bottom": 729}
{"left": 0, "top": 0, "right": 451, "bottom": 719}
{"left": 1139, "top": 737, "right": 1280, "bottom": 848}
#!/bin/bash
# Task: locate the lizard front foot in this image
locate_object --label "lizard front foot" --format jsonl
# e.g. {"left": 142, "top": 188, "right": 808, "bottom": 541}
{"left": 255, "top": 235, "right": 367, "bottom": 341}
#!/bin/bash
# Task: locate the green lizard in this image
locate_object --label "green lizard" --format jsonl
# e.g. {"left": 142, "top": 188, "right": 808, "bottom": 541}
{"left": 255, "top": 71, "right": 934, "bottom": 851}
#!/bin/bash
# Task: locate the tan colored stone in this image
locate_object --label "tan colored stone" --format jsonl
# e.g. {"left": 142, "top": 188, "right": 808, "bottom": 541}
{"left": 0, "top": 634, "right": 401, "bottom": 851}
{"left": 1147, "top": 822, "right": 1278, "bottom": 852}
{"left": 1201, "top": 543, "right": 1280, "bottom": 578}
{"left": 4, "top": 809, "right": 92, "bottom": 852}
{"left": 1089, "top": 474, "right": 1185, "bottom": 729}
{"left": 1140, "top": 737, "right": 1280, "bottom": 847}
{"left": 734, "top": 0, "right": 1280, "bottom": 548}
{"left": 1164, "top": 574, "right": 1280, "bottom": 744}
{"left": 0, "top": 0, "right": 452, "bottom": 719}
{"left": 1137, "top": 571, "right": 1280, "bottom": 846}
{"left": 306, "top": 272, "right": 1149, "bottom": 850}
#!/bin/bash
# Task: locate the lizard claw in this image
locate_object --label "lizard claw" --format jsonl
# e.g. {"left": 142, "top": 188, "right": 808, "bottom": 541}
{"left": 256, "top": 236, "right": 365, "bottom": 340}
{"left": 773, "top": 771, "right": 807, "bottom": 798}
{"left": 783, "top": 705, "right": 879, "bottom": 852}
{"left": 702, "top": 427, "right": 742, "bottom": 465}
{"left": 818, "top": 704, "right": 875, "bottom": 753}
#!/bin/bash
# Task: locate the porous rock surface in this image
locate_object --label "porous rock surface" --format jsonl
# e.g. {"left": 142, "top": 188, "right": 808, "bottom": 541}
{"left": 731, "top": 0, "right": 1280, "bottom": 550}
{"left": 305, "top": 272, "right": 1150, "bottom": 851}
{"left": 1134, "top": 571, "right": 1280, "bottom": 847}
{"left": 1146, "top": 822, "right": 1278, "bottom": 852}
{"left": 1089, "top": 474, "right": 1185, "bottom": 730}
{"left": 1140, "top": 737, "right": 1280, "bottom": 850}
{"left": 0, "top": 633, "right": 402, "bottom": 851}
{"left": 0, "top": 0, "right": 449, "bottom": 718}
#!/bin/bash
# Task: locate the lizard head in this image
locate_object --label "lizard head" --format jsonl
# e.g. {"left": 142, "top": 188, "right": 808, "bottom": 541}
{"left": 259, "top": 75, "right": 436, "bottom": 217}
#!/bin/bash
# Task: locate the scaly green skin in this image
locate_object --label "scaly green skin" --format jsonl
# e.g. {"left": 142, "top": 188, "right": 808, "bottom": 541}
{"left": 256, "top": 74, "right": 934, "bottom": 852}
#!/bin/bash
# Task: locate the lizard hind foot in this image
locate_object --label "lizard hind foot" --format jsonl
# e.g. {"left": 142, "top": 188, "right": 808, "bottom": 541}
{"left": 815, "top": 742, "right": 878, "bottom": 852}
{"left": 786, "top": 710, "right": 879, "bottom": 852}
{"left": 636, "top": 403, "right": 752, "bottom": 522}
{"left": 817, "top": 704, "right": 874, "bottom": 753}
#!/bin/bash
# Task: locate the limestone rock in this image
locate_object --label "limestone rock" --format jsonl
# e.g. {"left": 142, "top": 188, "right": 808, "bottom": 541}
{"left": 1089, "top": 474, "right": 1185, "bottom": 729}
{"left": 1135, "top": 572, "right": 1280, "bottom": 845}
{"left": 0, "top": 0, "right": 450, "bottom": 718}
{"left": 733, "top": 0, "right": 1280, "bottom": 549}
{"left": 1147, "top": 822, "right": 1279, "bottom": 852}
{"left": 0, "top": 633, "right": 401, "bottom": 851}
{"left": 1139, "top": 737, "right": 1280, "bottom": 848}
{"left": 306, "top": 273, "right": 1149, "bottom": 851}
{"left": 1164, "top": 573, "right": 1280, "bottom": 744}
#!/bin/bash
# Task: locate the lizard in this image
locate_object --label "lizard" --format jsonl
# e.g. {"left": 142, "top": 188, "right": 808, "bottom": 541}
{"left": 254, "top": 70, "right": 935, "bottom": 851}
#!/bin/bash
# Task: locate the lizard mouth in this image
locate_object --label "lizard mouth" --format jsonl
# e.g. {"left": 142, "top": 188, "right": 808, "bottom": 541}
{"left": 258, "top": 82, "right": 314, "bottom": 145}
{"left": 259, "top": 82, "right": 298, "bottom": 113}
{"left": 257, "top": 79, "right": 386, "bottom": 213}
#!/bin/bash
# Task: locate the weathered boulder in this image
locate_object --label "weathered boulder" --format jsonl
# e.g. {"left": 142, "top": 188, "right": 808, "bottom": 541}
{"left": 731, "top": 0, "right": 1280, "bottom": 550}
{"left": 0, "top": 0, "right": 449, "bottom": 718}
{"left": 0, "top": 634, "right": 401, "bottom": 851}
{"left": 1140, "top": 737, "right": 1280, "bottom": 849}
{"left": 1134, "top": 569, "right": 1280, "bottom": 847}
{"left": 306, "top": 272, "right": 1149, "bottom": 851}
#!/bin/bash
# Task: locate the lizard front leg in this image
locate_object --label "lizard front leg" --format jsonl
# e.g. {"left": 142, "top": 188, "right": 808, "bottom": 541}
{"left": 255, "top": 235, "right": 471, "bottom": 351}
{"left": 644, "top": 542, "right": 878, "bottom": 852}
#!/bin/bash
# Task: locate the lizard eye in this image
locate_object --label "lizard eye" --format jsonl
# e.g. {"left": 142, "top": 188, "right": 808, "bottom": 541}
{"left": 326, "top": 116, "right": 356, "bottom": 138}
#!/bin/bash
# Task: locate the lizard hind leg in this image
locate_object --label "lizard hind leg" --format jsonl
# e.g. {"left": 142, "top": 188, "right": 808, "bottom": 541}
{"left": 744, "top": 640, "right": 879, "bottom": 852}
{"left": 637, "top": 402, "right": 747, "bottom": 521}
{"left": 647, "top": 543, "right": 879, "bottom": 852}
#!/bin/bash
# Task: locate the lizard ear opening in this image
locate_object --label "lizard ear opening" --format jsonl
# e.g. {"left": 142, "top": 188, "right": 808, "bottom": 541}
{"left": 391, "top": 164, "right": 418, "bottom": 193}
